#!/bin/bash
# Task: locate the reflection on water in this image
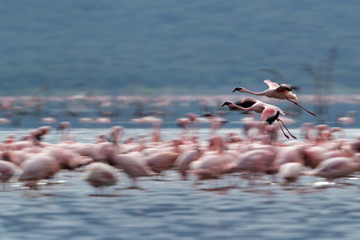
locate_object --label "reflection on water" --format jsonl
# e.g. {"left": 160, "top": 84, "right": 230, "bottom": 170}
{"left": 0, "top": 128, "right": 360, "bottom": 240}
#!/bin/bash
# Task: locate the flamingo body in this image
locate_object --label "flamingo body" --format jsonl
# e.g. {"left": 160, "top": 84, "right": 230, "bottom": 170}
{"left": 114, "top": 152, "right": 152, "bottom": 186}
{"left": 305, "top": 157, "right": 359, "bottom": 180}
{"left": 230, "top": 149, "right": 276, "bottom": 173}
{"left": 0, "top": 160, "right": 22, "bottom": 184}
{"left": 145, "top": 151, "right": 179, "bottom": 174}
{"left": 83, "top": 162, "right": 118, "bottom": 188}
{"left": 278, "top": 162, "right": 304, "bottom": 183}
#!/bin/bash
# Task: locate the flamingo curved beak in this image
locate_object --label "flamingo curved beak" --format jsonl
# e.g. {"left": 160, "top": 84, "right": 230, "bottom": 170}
{"left": 232, "top": 87, "right": 242, "bottom": 93}
{"left": 222, "top": 102, "right": 230, "bottom": 107}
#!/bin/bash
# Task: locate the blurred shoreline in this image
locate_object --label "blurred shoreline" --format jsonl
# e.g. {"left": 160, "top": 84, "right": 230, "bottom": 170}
{"left": 0, "top": 94, "right": 358, "bottom": 128}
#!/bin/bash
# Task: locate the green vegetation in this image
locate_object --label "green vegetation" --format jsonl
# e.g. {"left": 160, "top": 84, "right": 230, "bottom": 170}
{"left": 0, "top": 0, "right": 359, "bottom": 96}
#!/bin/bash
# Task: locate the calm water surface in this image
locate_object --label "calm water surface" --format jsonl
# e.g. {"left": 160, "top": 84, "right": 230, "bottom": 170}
{"left": 0, "top": 127, "right": 360, "bottom": 240}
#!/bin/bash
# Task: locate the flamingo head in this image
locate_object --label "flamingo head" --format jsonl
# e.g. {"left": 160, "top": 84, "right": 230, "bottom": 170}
{"left": 232, "top": 87, "right": 243, "bottom": 93}
{"left": 222, "top": 102, "right": 231, "bottom": 107}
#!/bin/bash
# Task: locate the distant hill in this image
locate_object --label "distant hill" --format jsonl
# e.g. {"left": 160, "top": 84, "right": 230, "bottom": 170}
{"left": 0, "top": 0, "right": 359, "bottom": 96}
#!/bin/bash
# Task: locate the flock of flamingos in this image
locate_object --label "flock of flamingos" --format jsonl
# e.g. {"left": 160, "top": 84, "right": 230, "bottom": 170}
{"left": 0, "top": 80, "right": 359, "bottom": 194}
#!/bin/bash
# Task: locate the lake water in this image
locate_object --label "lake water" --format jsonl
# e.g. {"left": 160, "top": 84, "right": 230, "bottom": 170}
{"left": 1, "top": 127, "right": 360, "bottom": 240}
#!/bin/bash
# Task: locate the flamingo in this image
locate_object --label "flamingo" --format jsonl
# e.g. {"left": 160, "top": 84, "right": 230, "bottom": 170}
{"left": 83, "top": 162, "right": 118, "bottom": 192}
{"left": 0, "top": 160, "right": 22, "bottom": 190}
{"left": 278, "top": 162, "right": 304, "bottom": 183}
{"left": 232, "top": 79, "right": 316, "bottom": 116}
{"left": 222, "top": 97, "right": 296, "bottom": 139}
{"left": 176, "top": 113, "right": 200, "bottom": 140}
{"left": 305, "top": 156, "right": 360, "bottom": 181}
{"left": 174, "top": 149, "right": 203, "bottom": 180}
{"left": 131, "top": 116, "right": 163, "bottom": 142}
{"left": 337, "top": 111, "right": 356, "bottom": 125}
{"left": 144, "top": 151, "right": 179, "bottom": 175}
{"left": 270, "top": 145, "right": 304, "bottom": 176}
{"left": 109, "top": 126, "right": 123, "bottom": 145}
{"left": 113, "top": 152, "right": 152, "bottom": 188}
{"left": 31, "top": 126, "right": 52, "bottom": 147}
{"left": 189, "top": 154, "right": 227, "bottom": 181}
{"left": 202, "top": 112, "right": 228, "bottom": 136}
{"left": 18, "top": 153, "right": 61, "bottom": 188}
{"left": 229, "top": 149, "right": 277, "bottom": 184}
{"left": 57, "top": 121, "right": 75, "bottom": 142}
{"left": 188, "top": 135, "right": 236, "bottom": 182}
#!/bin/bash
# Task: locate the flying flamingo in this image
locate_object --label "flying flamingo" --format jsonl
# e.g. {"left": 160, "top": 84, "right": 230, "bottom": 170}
{"left": 232, "top": 79, "right": 316, "bottom": 116}
{"left": 222, "top": 97, "right": 296, "bottom": 139}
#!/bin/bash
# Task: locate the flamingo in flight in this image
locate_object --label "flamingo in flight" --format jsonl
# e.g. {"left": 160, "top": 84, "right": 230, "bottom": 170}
{"left": 222, "top": 97, "right": 296, "bottom": 139}
{"left": 232, "top": 79, "right": 316, "bottom": 116}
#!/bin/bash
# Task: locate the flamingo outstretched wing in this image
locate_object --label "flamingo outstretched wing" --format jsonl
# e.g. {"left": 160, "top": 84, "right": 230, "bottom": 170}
{"left": 264, "top": 80, "right": 279, "bottom": 89}
{"left": 277, "top": 84, "right": 296, "bottom": 92}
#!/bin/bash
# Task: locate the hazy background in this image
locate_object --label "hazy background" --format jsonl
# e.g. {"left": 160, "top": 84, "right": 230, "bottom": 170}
{"left": 0, "top": 1, "right": 359, "bottom": 96}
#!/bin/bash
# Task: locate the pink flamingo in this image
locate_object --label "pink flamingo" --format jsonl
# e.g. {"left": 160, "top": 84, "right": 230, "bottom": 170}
{"left": 174, "top": 149, "right": 203, "bottom": 180}
{"left": 229, "top": 149, "right": 277, "bottom": 181}
{"left": 18, "top": 153, "right": 61, "bottom": 188}
{"left": 0, "top": 160, "right": 22, "bottom": 190}
{"left": 189, "top": 154, "right": 227, "bottom": 181}
{"left": 57, "top": 121, "right": 75, "bottom": 142}
{"left": 144, "top": 151, "right": 179, "bottom": 175}
{"left": 83, "top": 162, "right": 118, "bottom": 192}
{"left": 202, "top": 113, "right": 228, "bottom": 136}
{"left": 31, "top": 126, "right": 52, "bottom": 147}
{"left": 278, "top": 162, "right": 304, "bottom": 183}
{"left": 41, "top": 117, "right": 57, "bottom": 124}
{"left": 131, "top": 116, "right": 163, "bottom": 142}
{"left": 305, "top": 156, "right": 360, "bottom": 181}
{"left": 188, "top": 135, "right": 236, "bottom": 182}
{"left": 232, "top": 79, "right": 316, "bottom": 116}
{"left": 113, "top": 152, "right": 153, "bottom": 188}
{"left": 222, "top": 97, "right": 296, "bottom": 139}
{"left": 176, "top": 113, "right": 200, "bottom": 140}
{"left": 271, "top": 145, "right": 306, "bottom": 172}
{"left": 45, "top": 147, "right": 93, "bottom": 170}
{"left": 337, "top": 111, "right": 356, "bottom": 125}
{"left": 109, "top": 126, "right": 123, "bottom": 145}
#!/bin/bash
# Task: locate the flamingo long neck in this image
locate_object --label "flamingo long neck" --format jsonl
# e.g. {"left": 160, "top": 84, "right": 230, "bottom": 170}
{"left": 229, "top": 103, "right": 248, "bottom": 111}
{"left": 241, "top": 88, "right": 265, "bottom": 96}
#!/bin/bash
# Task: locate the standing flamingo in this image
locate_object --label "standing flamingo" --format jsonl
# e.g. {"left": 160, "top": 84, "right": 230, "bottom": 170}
{"left": 57, "top": 121, "right": 76, "bottom": 142}
{"left": 232, "top": 79, "right": 316, "bottom": 116}
{"left": 176, "top": 113, "right": 200, "bottom": 140}
{"left": 31, "top": 126, "right": 52, "bottom": 147}
{"left": 18, "top": 153, "right": 61, "bottom": 188}
{"left": 337, "top": 111, "right": 356, "bottom": 125}
{"left": 0, "top": 160, "right": 22, "bottom": 190}
{"left": 305, "top": 156, "right": 360, "bottom": 181}
{"left": 222, "top": 97, "right": 296, "bottom": 139}
{"left": 278, "top": 162, "right": 304, "bottom": 183}
{"left": 113, "top": 152, "right": 152, "bottom": 188}
{"left": 83, "top": 162, "right": 118, "bottom": 193}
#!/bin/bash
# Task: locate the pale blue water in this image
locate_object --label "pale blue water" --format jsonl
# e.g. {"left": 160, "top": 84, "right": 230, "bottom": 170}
{"left": 0, "top": 127, "right": 360, "bottom": 240}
